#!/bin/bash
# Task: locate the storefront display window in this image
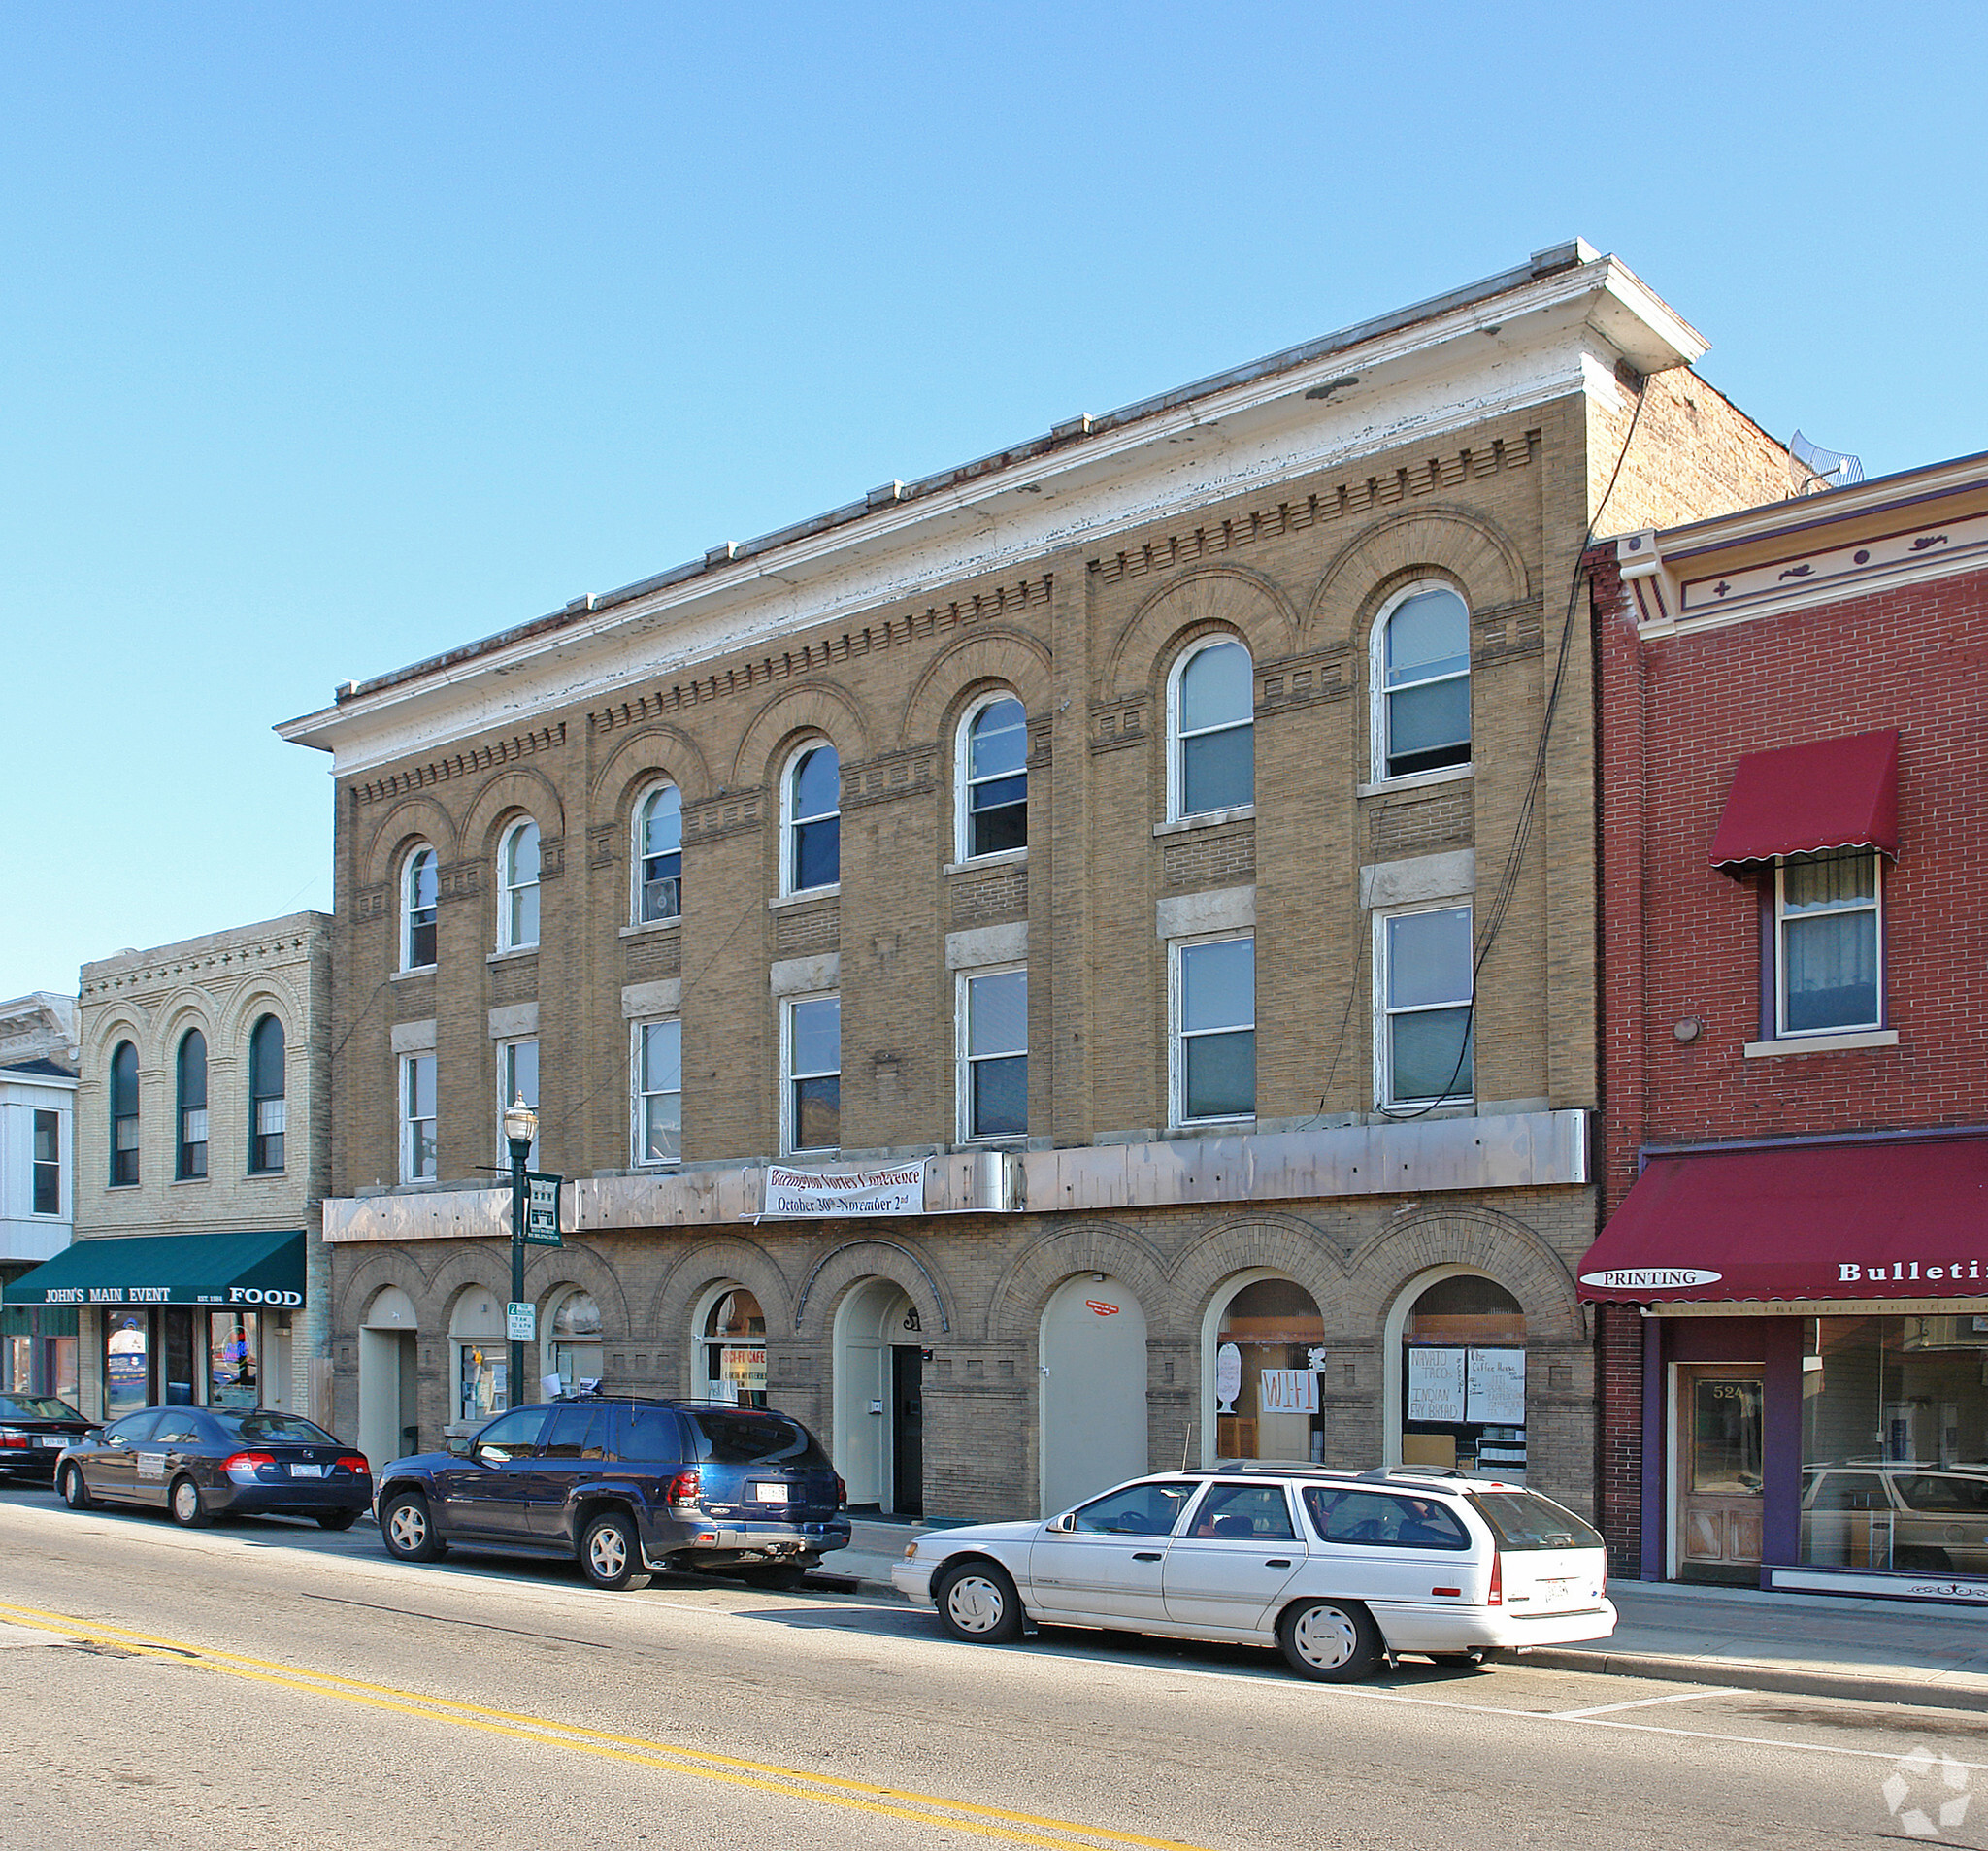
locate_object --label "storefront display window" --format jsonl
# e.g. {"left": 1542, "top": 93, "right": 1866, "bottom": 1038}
{"left": 547, "top": 1290, "right": 603, "bottom": 1397}
{"left": 701, "top": 1288, "right": 767, "bottom": 1408}
{"left": 105, "top": 1315, "right": 149, "bottom": 1419}
{"left": 1401, "top": 1273, "right": 1527, "bottom": 1479}
{"left": 1213, "top": 1277, "right": 1326, "bottom": 1462}
{"left": 208, "top": 1311, "right": 259, "bottom": 1409}
{"left": 450, "top": 1292, "right": 509, "bottom": 1424}
{"left": 1801, "top": 1314, "right": 1988, "bottom": 1578}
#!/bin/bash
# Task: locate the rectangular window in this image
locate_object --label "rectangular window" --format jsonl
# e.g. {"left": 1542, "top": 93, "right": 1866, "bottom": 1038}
{"left": 497, "top": 1039, "right": 540, "bottom": 1168}
{"left": 401, "top": 1054, "right": 437, "bottom": 1182}
{"left": 1175, "top": 937, "right": 1255, "bottom": 1124}
{"left": 1379, "top": 906, "right": 1474, "bottom": 1107}
{"left": 1776, "top": 853, "right": 1881, "bottom": 1036}
{"left": 961, "top": 968, "right": 1027, "bottom": 1140}
{"left": 32, "top": 1109, "right": 59, "bottom": 1216}
{"left": 252, "top": 1096, "right": 286, "bottom": 1174}
{"left": 784, "top": 995, "right": 840, "bottom": 1154}
{"left": 635, "top": 1020, "right": 682, "bottom": 1166}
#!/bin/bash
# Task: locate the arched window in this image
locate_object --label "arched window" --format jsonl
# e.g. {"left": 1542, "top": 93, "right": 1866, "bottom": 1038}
{"left": 783, "top": 744, "right": 840, "bottom": 894}
{"left": 1208, "top": 1274, "right": 1325, "bottom": 1464}
{"left": 498, "top": 819, "right": 541, "bottom": 950}
{"left": 449, "top": 1290, "right": 509, "bottom": 1423}
{"left": 248, "top": 1014, "right": 286, "bottom": 1173}
{"left": 1170, "top": 639, "right": 1254, "bottom": 819}
{"left": 110, "top": 1040, "right": 140, "bottom": 1186}
{"left": 402, "top": 845, "right": 439, "bottom": 970}
{"left": 699, "top": 1287, "right": 768, "bottom": 1407}
{"left": 1397, "top": 1272, "right": 1526, "bottom": 1475}
{"left": 957, "top": 695, "right": 1027, "bottom": 860}
{"left": 633, "top": 784, "right": 683, "bottom": 924}
{"left": 1375, "top": 582, "right": 1472, "bottom": 779}
{"left": 176, "top": 1030, "right": 208, "bottom": 1180}
{"left": 545, "top": 1289, "right": 603, "bottom": 1395}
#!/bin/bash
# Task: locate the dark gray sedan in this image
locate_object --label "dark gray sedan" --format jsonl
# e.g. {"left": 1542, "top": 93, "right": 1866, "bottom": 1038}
{"left": 0, "top": 1395, "right": 97, "bottom": 1482}
{"left": 56, "top": 1405, "right": 373, "bottom": 1529}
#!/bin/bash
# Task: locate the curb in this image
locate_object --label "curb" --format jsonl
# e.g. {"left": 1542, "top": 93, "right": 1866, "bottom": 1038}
{"left": 1523, "top": 1647, "right": 1988, "bottom": 1715}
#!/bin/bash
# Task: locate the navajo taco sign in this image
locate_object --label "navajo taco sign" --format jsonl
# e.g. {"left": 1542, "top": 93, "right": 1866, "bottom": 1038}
{"left": 762, "top": 1163, "right": 925, "bottom": 1219}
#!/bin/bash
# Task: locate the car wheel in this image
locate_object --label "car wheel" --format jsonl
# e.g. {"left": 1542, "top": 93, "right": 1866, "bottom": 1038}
{"left": 167, "top": 1476, "right": 208, "bottom": 1528}
{"left": 59, "top": 1465, "right": 91, "bottom": 1510}
{"left": 1276, "top": 1598, "right": 1383, "bottom": 1682}
{"left": 734, "top": 1563, "right": 808, "bottom": 1591}
{"left": 315, "top": 1509, "right": 361, "bottom": 1532}
{"left": 580, "top": 1510, "right": 647, "bottom": 1592}
{"left": 934, "top": 1559, "right": 1025, "bottom": 1644}
{"left": 380, "top": 1491, "right": 447, "bottom": 1563}
{"left": 1428, "top": 1650, "right": 1486, "bottom": 1669}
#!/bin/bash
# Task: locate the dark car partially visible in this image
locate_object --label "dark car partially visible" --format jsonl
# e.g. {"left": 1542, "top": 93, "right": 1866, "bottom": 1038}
{"left": 0, "top": 1395, "right": 97, "bottom": 1482}
{"left": 55, "top": 1405, "right": 373, "bottom": 1529}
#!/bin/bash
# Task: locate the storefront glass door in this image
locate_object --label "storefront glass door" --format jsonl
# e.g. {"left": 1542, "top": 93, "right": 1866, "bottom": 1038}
{"left": 1675, "top": 1366, "right": 1764, "bottom": 1584}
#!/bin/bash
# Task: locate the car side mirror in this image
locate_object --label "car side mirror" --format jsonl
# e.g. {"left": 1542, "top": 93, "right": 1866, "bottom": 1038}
{"left": 446, "top": 1435, "right": 471, "bottom": 1458}
{"left": 1048, "top": 1512, "right": 1076, "bottom": 1533}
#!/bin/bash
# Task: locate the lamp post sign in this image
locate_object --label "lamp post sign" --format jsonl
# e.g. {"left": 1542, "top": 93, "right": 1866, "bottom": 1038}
{"left": 524, "top": 1173, "right": 563, "bottom": 1247}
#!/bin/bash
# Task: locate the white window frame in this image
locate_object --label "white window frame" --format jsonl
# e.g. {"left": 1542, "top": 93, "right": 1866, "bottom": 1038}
{"left": 30, "top": 1107, "right": 63, "bottom": 1218}
{"left": 1373, "top": 902, "right": 1475, "bottom": 1110}
{"left": 400, "top": 1052, "right": 437, "bottom": 1183}
{"left": 1369, "top": 578, "right": 1473, "bottom": 785}
{"left": 1169, "top": 933, "right": 1256, "bottom": 1129}
{"left": 631, "top": 1017, "right": 682, "bottom": 1168}
{"left": 497, "top": 818, "right": 541, "bottom": 951}
{"left": 779, "top": 742, "right": 841, "bottom": 898}
{"left": 956, "top": 964, "right": 1028, "bottom": 1144}
{"left": 780, "top": 991, "right": 841, "bottom": 1156}
{"left": 1773, "top": 852, "right": 1883, "bottom": 1039}
{"left": 954, "top": 692, "right": 1029, "bottom": 863}
{"left": 1167, "top": 637, "right": 1255, "bottom": 823}
{"left": 496, "top": 1038, "right": 540, "bottom": 1169}
{"left": 631, "top": 783, "right": 683, "bottom": 926}
{"left": 401, "top": 843, "right": 439, "bottom": 972}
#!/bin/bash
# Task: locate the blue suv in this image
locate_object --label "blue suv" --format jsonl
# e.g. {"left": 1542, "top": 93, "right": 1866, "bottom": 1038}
{"left": 374, "top": 1396, "right": 850, "bottom": 1591}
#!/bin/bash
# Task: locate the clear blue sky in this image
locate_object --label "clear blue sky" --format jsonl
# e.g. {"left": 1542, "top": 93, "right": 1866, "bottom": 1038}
{"left": 4, "top": 3, "right": 1982, "bottom": 995}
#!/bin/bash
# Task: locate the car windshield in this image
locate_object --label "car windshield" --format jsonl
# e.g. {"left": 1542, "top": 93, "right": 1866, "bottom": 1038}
{"left": 1468, "top": 1490, "right": 1603, "bottom": 1551}
{"left": 0, "top": 1396, "right": 82, "bottom": 1420}
{"left": 1893, "top": 1473, "right": 1988, "bottom": 1513}
{"left": 208, "top": 1410, "right": 340, "bottom": 1446}
{"left": 684, "top": 1410, "right": 829, "bottom": 1468}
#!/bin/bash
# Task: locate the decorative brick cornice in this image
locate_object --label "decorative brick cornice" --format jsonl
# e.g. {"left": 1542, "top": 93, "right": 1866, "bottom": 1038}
{"left": 1090, "top": 431, "right": 1540, "bottom": 585}
{"left": 436, "top": 858, "right": 484, "bottom": 903}
{"left": 1258, "top": 644, "right": 1353, "bottom": 714}
{"left": 589, "top": 576, "right": 1053, "bottom": 738}
{"left": 350, "top": 722, "right": 566, "bottom": 806}
{"left": 684, "top": 790, "right": 765, "bottom": 845}
{"left": 1473, "top": 595, "right": 1546, "bottom": 666}
{"left": 588, "top": 823, "right": 620, "bottom": 869}
{"left": 843, "top": 745, "right": 939, "bottom": 811}
{"left": 1089, "top": 697, "right": 1149, "bottom": 754}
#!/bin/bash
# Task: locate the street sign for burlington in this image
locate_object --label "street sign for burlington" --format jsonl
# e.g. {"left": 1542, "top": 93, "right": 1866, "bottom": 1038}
{"left": 524, "top": 1173, "right": 563, "bottom": 1246}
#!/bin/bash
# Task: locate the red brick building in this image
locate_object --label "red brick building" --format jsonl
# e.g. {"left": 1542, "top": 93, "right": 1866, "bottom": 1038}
{"left": 1585, "top": 450, "right": 1988, "bottom": 1602}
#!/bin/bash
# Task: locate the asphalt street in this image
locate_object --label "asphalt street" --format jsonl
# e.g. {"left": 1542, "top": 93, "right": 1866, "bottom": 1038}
{"left": 3, "top": 1485, "right": 1984, "bottom": 1849}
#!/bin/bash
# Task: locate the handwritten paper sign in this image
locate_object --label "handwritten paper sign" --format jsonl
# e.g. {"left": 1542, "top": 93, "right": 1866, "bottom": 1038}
{"left": 1406, "top": 1347, "right": 1467, "bottom": 1423}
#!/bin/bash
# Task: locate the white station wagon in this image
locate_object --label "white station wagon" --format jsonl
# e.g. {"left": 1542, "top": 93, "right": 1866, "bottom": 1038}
{"left": 892, "top": 1465, "right": 1615, "bottom": 1681}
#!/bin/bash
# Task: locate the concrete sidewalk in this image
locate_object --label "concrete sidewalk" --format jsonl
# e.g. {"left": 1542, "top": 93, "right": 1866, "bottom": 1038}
{"left": 810, "top": 1521, "right": 1988, "bottom": 1712}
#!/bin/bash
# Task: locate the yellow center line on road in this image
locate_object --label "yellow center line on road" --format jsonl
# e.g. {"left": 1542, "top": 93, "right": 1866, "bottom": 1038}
{"left": 0, "top": 1597, "right": 1214, "bottom": 1851}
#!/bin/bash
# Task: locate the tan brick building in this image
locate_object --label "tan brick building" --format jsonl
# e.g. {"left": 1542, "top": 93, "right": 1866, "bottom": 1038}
{"left": 8, "top": 916, "right": 336, "bottom": 1424}
{"left": 282, "top": 243, "right": 1787, "bottom": 1516}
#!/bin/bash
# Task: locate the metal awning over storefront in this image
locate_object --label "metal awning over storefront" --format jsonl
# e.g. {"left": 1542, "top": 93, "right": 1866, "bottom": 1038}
{"left": 0, "top": 1230, "right": 306, "bottom": 1309}
{"left": 1578, "top": 1137, "right": 1988, "bottom": 1304}
{"left": 1708, "top": 728, "right": 1900, "bottom": 869}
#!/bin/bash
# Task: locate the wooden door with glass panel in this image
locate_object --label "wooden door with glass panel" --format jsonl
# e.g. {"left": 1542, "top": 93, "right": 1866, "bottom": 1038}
{"left": 1675, "top": 1367, "right": 1764, "bottom": 1584}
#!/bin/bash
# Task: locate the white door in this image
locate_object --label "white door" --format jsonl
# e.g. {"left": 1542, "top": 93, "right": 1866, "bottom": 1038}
{"left": 1028, "top": 1477, "right": 1198, "bottom": 1623}
{"left": 1041, "top": 1274, "right": 1147, "bottom": 1518}
{"left": 1161, "top": 1481, "right": 1307, "bottom": 1631}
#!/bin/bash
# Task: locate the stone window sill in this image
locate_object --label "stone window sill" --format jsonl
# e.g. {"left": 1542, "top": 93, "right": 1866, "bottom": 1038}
{"left": 944, "top": 848, "right": 1028, "bottom": 876}
{"left": 1743, "top": 1028, "right": 1898, "bottom": 1058}
{"left": 487, "top": 945, "right": 540, "bottom": 966}
{"left": 391, "top": 965, "right": 437, "bottom": 982}
{"left": 769, "top": 885, "right": 840, "bottom": 911}
{"left": 1154, "top": 805, "right": 1255, "bottom": 839}
{"left": 1355, "top": 764, "right": 1473, "bottom": 801}
{"left": 618, "top": 916, "right": 682, "bottom": 939}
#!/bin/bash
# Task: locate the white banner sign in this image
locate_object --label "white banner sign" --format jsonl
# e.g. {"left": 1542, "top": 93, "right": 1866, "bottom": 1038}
{"left": 763, "top": 1163, "right": 925, "bottom": 1219}
{"left": 1466, "top": 1347, "right": 1526, "bottom": 1425}
{"left": 1406, "top": 1346, "right": 1467, "bottom": 1423}
{"left": 1258, "top": 1369, "right": 1319, "bottom": 1415}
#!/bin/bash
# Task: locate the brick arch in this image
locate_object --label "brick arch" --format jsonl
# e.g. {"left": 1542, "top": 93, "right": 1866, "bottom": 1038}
{"left": 1103, "top": 565, "right": 1299, "bottom": 702}
{"left": 336, "top": 1246, "right": 446, "bottom": 1334}
{"left": 425, "top": 1249, "right": 515, "bottom": 1329}
{"left": 521, "top": 1241, "right": 633, "bottom": 1337}
{"left": 792, "top": 1236, "right": 951, "bottom": 1339}
{"left": 984, "top": 1220, "right": 1170, "bottom": 1345}
{"left": 588, "top": 722, "right": 714, "bottom": 812}
{"left": 646, "top": 1235, "right": 794, "bottom": 1345}
{"left": 360, "top": 796, "right": 460, "bottom": 890}
{"left": 459, "top": 764, "right": 567, "bottom": 862}
{"left": 154, "top": 992, "right": 223, "bottom": 1069}
{"left": 1342, "top": 1205, "right": 1586, "bottom": 1341}
{"left": 85, "top": 1008, "right": 153, "bottom": 1078}
{"left": 1304, "top": 506, "right": 1531, "bottom": 651}
{"left": 899, "top": 627, "right": 1054, "bottom": 745}
{"left": 1169, "top": 1213, "right": 1349, "bottom": 1326}
{"left": 215, "top": 979, "right": 300, "bottom": 1054}
{"left": 728, "top": 681, "right": 874, "bottom": 791}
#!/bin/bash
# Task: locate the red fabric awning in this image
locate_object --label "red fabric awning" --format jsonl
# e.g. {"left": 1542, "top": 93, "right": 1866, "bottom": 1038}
{"left": 1708, "top": 728, "right": 1900, "bottom": 869}
{"left": 1579, "top": 1137, "right": 1988, "bottom": 1304}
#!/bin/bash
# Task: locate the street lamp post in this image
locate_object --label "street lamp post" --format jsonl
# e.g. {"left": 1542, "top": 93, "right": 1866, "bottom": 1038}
{"left": 503, "top": 1095, "right": 539, "bottom": 1410}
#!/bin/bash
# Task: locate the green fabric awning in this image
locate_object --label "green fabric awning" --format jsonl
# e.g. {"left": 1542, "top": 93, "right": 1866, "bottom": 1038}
{"left": 1, "top": 1230, "right": 306, "bottom": 1308}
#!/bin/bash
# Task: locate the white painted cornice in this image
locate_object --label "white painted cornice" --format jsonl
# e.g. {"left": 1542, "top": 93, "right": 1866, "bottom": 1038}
{"left": 282, "top": 246, "right": 1707, "bottom": 779}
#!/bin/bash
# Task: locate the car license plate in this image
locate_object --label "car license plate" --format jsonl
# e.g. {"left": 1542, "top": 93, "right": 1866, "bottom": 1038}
{"left": 289, "top": 1464, "right": 323, "bottom": 1478}
{"left": 750, "top": 1482, "right": 788, "bottom": 1503}
{"left": 39, "top": 1437, "right": 65, "bottom": 1448}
